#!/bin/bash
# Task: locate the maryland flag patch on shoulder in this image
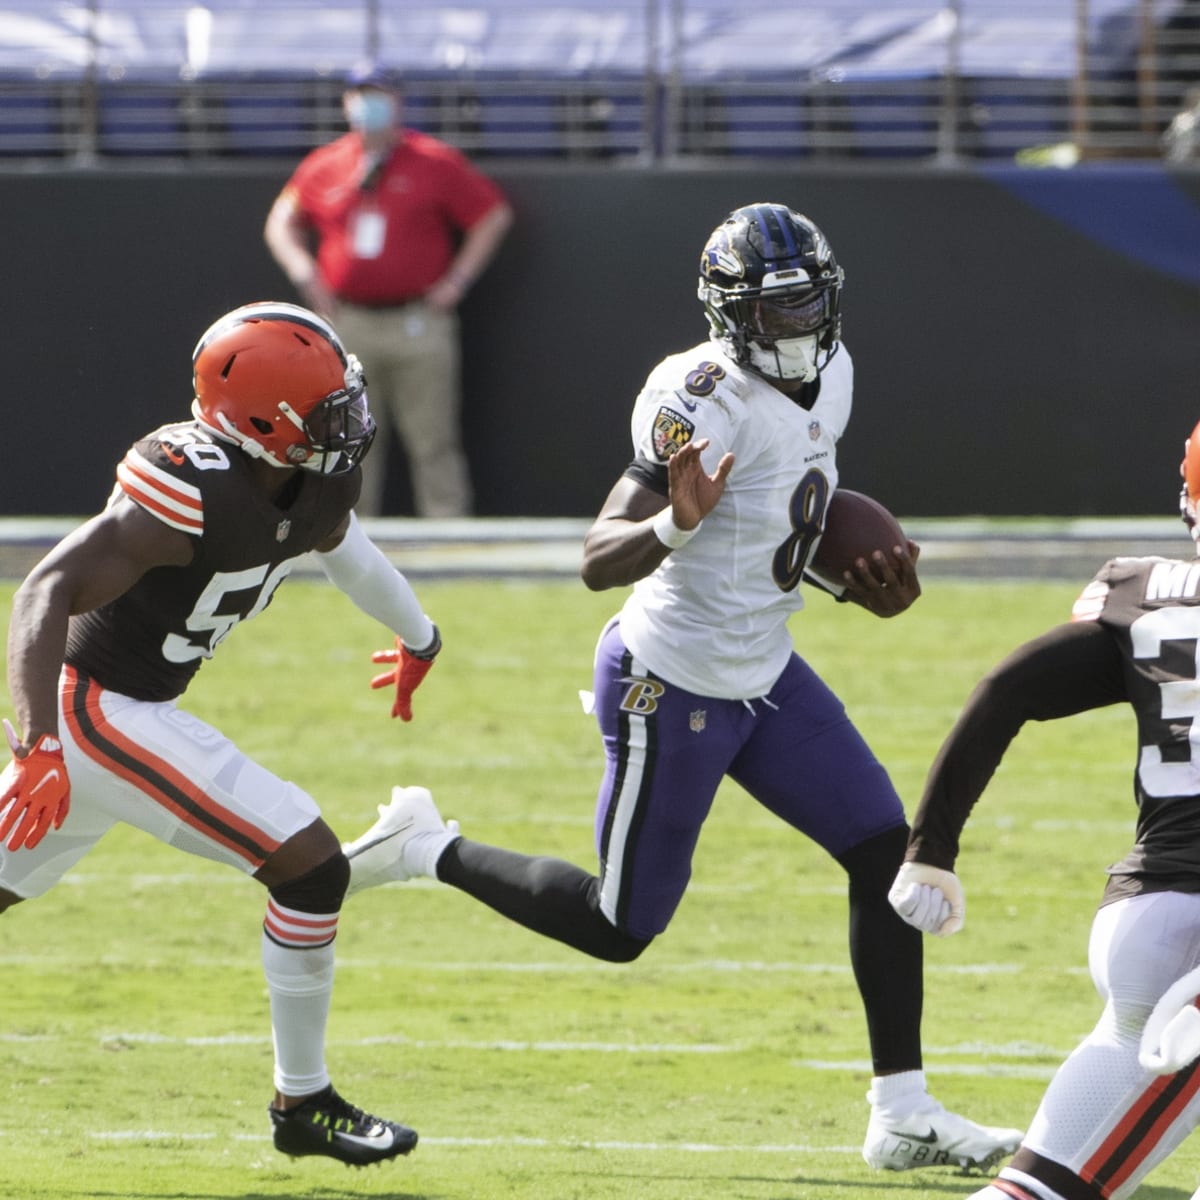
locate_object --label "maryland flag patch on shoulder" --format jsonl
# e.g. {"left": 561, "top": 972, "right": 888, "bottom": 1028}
{"left": 651, "top": 406, "right": 696, "bottom": 461}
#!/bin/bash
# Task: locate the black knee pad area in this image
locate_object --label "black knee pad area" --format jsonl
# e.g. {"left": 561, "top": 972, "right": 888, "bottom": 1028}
{"left": 270, "top": 852, "right": 351, "bottom": 914}
{"left": 836, "top": 824, "right": 910, "bottom": 894}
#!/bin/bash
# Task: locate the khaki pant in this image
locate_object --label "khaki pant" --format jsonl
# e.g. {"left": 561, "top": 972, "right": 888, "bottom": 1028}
{"left": 334, "top": 300, "right": 473, "bottom": 517}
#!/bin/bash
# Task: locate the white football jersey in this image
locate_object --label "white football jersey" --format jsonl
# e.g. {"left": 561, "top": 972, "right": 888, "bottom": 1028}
{"left": 617, "top": 340, "right": 853, "bottom": 700}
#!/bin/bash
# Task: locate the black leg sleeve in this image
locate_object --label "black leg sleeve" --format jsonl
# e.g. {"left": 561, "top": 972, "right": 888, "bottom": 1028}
{"left": 836, "top": 824, "right": 923, "bottom": 1075}
{"left": 437, "top": 839, "right": 651, "bottom": 964}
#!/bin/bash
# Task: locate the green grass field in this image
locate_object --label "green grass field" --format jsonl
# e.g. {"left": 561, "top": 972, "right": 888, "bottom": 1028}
{"left": 0, "top": 573, "right": 1194, "bottom": 1200}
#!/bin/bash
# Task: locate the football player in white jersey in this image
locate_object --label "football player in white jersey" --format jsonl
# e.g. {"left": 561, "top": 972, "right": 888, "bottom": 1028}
{"left": 345, "top": 203, "right": 1023, "bottom": 1171}
{"left": 889, "top": 419, "right": 1200, "bottom": 1200}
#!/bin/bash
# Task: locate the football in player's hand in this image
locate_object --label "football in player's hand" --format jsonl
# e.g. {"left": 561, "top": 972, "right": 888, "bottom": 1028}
{"left": 812, "top": 489, "right": 906, "bottom": 581}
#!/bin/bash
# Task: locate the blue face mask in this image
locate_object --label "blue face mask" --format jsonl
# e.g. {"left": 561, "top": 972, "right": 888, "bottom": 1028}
{"left": 346, "top": 91, "right": 396, "bottom": 134}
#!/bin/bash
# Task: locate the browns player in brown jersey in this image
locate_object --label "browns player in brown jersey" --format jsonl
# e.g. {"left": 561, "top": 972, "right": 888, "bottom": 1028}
{"left": 0, "top": 302, "right": 439, "bottom": 1166}
{"left": 890, "top": 423, "right": 1200, "bottom": 1200}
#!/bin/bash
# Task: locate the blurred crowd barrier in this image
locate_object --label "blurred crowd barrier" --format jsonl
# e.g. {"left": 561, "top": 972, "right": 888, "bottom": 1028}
{"left": 2, "top": 0, "right": 1199, "bottom": 163}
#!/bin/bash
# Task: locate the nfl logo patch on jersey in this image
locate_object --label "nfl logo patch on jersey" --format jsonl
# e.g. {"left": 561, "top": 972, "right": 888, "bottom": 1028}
{"left": 689, "top": 709, "right": 706, "bottom": 733}
{"left": 652, "top": 406, "right": 696, "bottom": 461}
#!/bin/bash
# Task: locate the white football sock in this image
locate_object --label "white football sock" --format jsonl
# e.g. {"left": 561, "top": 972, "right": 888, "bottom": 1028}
{"left": 262, "top": 901, "right": 337, "bottom": 1097}
{"left": 866, "top": 1068, "right": 932, "bottom": 1119}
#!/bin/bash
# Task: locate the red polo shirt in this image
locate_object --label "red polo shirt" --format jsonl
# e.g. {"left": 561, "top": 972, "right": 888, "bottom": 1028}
{"left": 283, "top": 129, "right": 506, "bottom": 305}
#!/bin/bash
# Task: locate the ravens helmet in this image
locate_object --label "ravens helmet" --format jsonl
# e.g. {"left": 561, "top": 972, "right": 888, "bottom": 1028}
{"left": 698, "top": 202, "right": 844, "bottom": 384}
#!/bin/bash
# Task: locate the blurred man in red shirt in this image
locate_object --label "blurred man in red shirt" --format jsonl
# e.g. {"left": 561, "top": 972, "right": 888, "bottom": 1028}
{"left": 265, "top": 63, "right": 513, "bottom": 517}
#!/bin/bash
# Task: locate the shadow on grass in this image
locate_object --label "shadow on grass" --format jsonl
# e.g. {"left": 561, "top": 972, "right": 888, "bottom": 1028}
{"left": 783, "top": 1175, "right": 1193, "bottom": 1200}
{"left": 569, "top": 1168, "right": 1003, "bottom": 1196}
{"left": 76, "top": 1190, "right": 442, "bottom": 1200}
{"left": 768, "top": 1173, "right": 984, "bottom": 1196}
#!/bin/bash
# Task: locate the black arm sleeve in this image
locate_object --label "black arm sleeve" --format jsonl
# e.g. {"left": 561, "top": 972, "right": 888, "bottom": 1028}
{"left": 908, "top": 619, "right": 1128, "bottom": 869}
{"left": 622, "top": 454, "right": 669, "bottom": 497}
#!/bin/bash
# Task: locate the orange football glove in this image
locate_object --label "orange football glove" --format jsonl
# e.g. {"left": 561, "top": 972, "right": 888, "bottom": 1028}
{"left": 0, "top": 719, "right": 70, "bottom": 851}
{"left": 370, "top": 626, "right": 441, "bottom": 721}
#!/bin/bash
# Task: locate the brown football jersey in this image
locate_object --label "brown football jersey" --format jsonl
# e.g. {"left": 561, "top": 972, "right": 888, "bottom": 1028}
{"left": 65, "top": 421, "right": 359, "bottom": 702}
{"left": 1084, "top": 556, "right": 1200, "bottom": 899}
{"left": 909, "top": 554, "right": 1200, "bottom": 901}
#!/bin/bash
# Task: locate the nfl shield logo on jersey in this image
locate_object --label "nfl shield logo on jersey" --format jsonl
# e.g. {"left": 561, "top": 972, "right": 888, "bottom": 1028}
{"left": 689, "top": 709, "right": 706, "bottom": 733}
{"left": 808, "top": 421, "right": 821, "bottom": 442}
{"left": 276, "top": 519, "right": 291, "bottom": 542}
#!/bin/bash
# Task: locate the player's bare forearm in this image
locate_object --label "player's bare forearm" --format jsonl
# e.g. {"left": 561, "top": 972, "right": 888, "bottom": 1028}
{"left": 580, "top": 515, "right": 672, "bottom": 590}
{"left": 580, "top": 443, "right": 733, "bottom": 590}
{"left": 6, "top": 569, "right": 73, "bottom": 746}
{"left": 7, "top": 503, "right": 192, "bottom": 746}
{"left": 581, "top": 470, "right": 672, "bottom": 590}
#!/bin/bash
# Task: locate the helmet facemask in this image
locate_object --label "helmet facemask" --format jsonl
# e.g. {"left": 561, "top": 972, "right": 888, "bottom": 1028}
{"left": 277, "top": 354, "right": 376, "bottom": 475}
{"left": 702, "top": 270, "right": 841, "bottom": 383}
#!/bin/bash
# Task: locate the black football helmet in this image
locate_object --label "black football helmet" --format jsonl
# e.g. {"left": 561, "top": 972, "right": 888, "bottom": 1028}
{"left": 698, "top": 202, "right": 844, "bottom": 383}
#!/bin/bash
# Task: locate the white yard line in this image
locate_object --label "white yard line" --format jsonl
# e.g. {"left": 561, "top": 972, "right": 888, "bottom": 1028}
{"left": 80, "top": 1129, "right": 866, "bottom": 1152}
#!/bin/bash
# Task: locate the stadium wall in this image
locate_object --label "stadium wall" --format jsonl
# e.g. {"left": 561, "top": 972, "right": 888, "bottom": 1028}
{"left": 5, "top": 164, "right": 1200, "bottom": 518}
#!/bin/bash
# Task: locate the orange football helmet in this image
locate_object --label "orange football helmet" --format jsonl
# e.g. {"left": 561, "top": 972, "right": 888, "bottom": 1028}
{"left": 1181, "top": 420, "right": 1200, "bottom": 548}
{"left": 192, "top": 302, "right": 375, "bottom": 475}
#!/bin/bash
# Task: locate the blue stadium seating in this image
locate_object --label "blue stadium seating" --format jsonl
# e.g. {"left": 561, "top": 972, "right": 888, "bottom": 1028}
{"left": 96, "top": 86, "right": 187, "bottom": 156}
{"left": 0, "top": 1, "right": 1189, "bottom": 161}
{"left": 0, "top": 91, "right": 65, "bottom": 156}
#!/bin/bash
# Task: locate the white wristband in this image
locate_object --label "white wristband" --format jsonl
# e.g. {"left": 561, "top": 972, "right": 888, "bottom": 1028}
{"left": 652, "top": 508, "right": 701, "bottom": 550}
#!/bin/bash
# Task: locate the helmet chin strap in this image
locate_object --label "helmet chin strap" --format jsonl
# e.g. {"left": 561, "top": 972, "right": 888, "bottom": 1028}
{"left": 192, "top": 401, "right": 294, "bottom": 470}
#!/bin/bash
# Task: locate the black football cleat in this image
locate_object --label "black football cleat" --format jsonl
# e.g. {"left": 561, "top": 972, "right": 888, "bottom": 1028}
{"left": 270, "top": 1085, "right": 418, "bottom": 1166}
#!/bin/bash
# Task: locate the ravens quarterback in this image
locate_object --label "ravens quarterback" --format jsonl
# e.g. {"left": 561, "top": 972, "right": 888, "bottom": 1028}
{"left": 891, "top": 420, "right": 1200, "bottom": 1200}
{"left": 0, "top": 302, "right": 440, "bottom": 1166}
{"left": 341, "top": 202, "right": 1024, "bottom": 1172}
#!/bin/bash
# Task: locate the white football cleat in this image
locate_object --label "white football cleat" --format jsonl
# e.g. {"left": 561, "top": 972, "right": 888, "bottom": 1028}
{"left": 342, "top": 786, "right": 460, "bottom": 896}
{"left": 863, "top": 1102, "right": 1022, "bottom": 1173}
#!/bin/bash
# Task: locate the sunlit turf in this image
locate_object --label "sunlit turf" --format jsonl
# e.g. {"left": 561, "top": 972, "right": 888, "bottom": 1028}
{"left": 0, "top": 575, "right": 1193, "bottom": 1199}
